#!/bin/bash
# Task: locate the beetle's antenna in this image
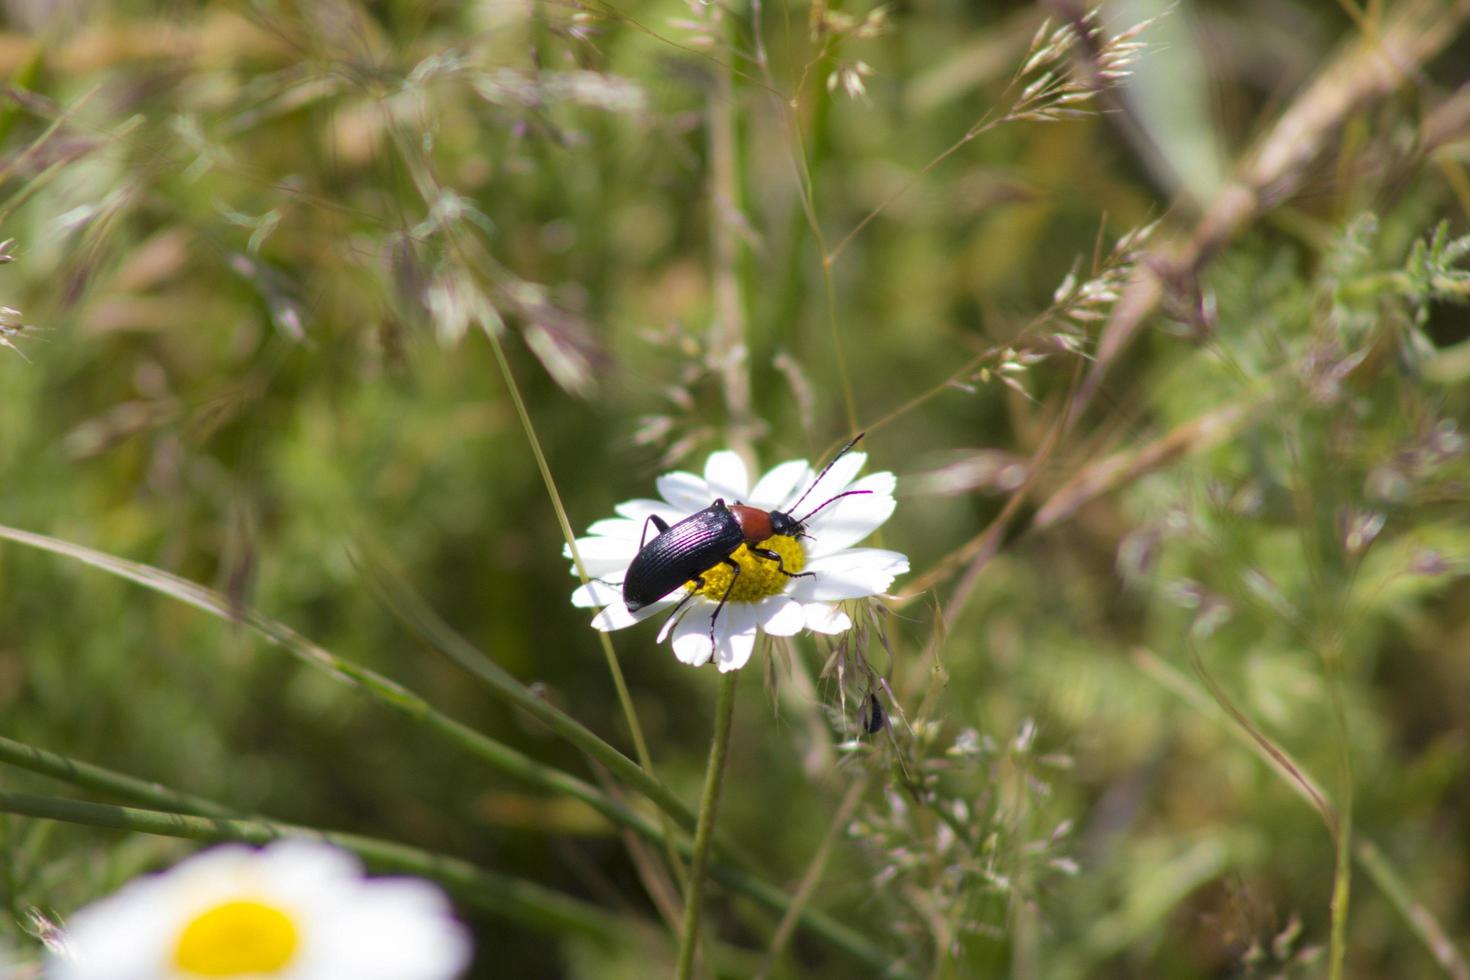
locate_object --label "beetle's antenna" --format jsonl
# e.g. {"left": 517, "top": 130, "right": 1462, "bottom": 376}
{"left": 784, "top": 432, "right": 865, "bottom": 517}
{"left": 796, "top": 489, "right": 873, "bottom": 525}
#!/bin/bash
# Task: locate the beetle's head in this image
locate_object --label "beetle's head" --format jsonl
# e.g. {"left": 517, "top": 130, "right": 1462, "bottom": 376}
{"left": 768, "top": 509, "right": 807, "bottom": 539}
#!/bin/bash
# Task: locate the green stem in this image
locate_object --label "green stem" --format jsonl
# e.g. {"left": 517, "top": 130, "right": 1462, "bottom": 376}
{"left": 358, "top": 551, "right": 699, "bottom": 835}
{"left": 0, "top": 790, "right": 627, "bottom": 944}
{"left": 477, "top": 317, "right": 686, "bottom": 895}
{"left": 754, "top": 774, "right": 869, "bottom": 980}
{"left": 384, "top": 115, "right": 663, "bottom": 823}
{"left": 0, "top": 733, "right": 911, "bottom": 977}
{"left": 676, "top": 671, "right": 739, "bottom": 980}
{"left": 0, "top": 524, "right": 659, "bottom": 851}
{"left": 1135, "top": 646, "right": 1470, "bottom": 978}
{"left": 0, "top": 735, "right": 234, "bottom": 818}
{"left": 709, "top": 26, "right": 754, "bottom": 456}
{"left": 1324, "top": 639, "right": 1354, "bottom": 980}
{"left": 0, "top": 528, "right": 906, "bottom": 975}
{"left": 1355, "top": 840, "right": 1470, "bottom": 980}
{"left": 1134, "top": 646, "right": 1470, "bottom": 975}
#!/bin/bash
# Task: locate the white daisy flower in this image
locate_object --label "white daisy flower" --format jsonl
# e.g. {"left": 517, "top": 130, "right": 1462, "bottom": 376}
{"left": 47, "top": 840, "right": 471, "bottom": 980}
{"left": 567, "top": 439, "right": 907, "bottom": 672}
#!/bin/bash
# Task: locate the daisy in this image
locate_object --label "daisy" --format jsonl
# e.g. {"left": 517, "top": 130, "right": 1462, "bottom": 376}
{"left": 47, "top": 840, "right": 471, "bottom": 980}
{"left": 568, "top": 440, "right": 907, "bottom": 672}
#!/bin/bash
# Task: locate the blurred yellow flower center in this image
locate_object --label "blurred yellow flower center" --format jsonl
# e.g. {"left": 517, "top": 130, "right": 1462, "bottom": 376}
{"left": 172, "top": 898, "right": 299, "bottom": 976}
{"left": 688, "top": 535, "right": 805, "bottom": 602}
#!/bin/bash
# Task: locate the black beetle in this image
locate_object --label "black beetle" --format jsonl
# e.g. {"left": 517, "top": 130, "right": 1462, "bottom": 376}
{"left": 862, "top": 692, "right": 886, "bottom": 735}
{"left": 622, "top": 433, "right": 872, "bottom": 651}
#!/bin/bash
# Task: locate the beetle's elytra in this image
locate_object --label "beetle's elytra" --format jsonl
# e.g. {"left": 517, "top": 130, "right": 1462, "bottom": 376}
{"left": 622, "top": 434, "right": 871, "bottom": 653}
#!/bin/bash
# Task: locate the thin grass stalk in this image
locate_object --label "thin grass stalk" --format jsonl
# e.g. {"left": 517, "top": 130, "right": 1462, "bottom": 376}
{"left": 0, "top": 736, "right": 235, "bottom": 819}
{"left": 675, "top": 671, "right": 739, "bottom": 980}
{"left": 1183, "top": 637, "right": 1337, "bottom": 835}
{"left": 753, "top": 773, "right": 870, "bottom": 980}
{"left": 710, "top": 24, "right": 754, "bottom": 457}
{"left": 379, "top": 114, "right": 684, "bottom": 891}
{"left": 0, "top": 524, "right": 663, "bottom": 849}
{"left": 0, "top": 790, "right": 628, "bottom": 944}
{"left": 2, "top": 524, "right": 900, "bottom": 970}
{"left": 0, "top": 732, "right": 906, "bottom": 976}
{"left": 707, "top": 859, "right": 915, "bottom": 980}
{"left": 761, "top": 22, "right": 859, "bottom": 435}
{"left": 357, "top": 550, "right": 701, "bottom": 836}
{"left": 1355, "top": 840, "right": 1470, "bottom": 980}
{"left": 1078, "top": 0, "right": 1470, "bottom": 416}
{"left": 1134, "top": 648, "right": 1470, "bottom": 977}
{"left": 1323, "top": 636, "right": 1354, "bottom": 980}
{"left": 475, "top": 319, "right": 689, "bottom": 895}
{"left": 365, "top": 552, "right": 766, "bottom": 877}
{"left": 478, "top": 317, "right": 657, "bottom": 776}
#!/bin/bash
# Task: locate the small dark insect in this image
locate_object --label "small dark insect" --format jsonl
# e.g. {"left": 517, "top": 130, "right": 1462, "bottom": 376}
{"left": 862, "top": 692, "right": 886, "bottom": 735}
{"left": 622, "top": 433, "right": 871, "bottom": 654}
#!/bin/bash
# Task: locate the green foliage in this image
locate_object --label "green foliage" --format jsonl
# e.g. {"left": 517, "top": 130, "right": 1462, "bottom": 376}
{"left": 1, "top": 2, "right": 1469, "bottom": 978}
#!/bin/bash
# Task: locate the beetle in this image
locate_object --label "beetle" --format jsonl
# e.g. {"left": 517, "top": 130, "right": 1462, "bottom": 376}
{"left": 622, "top": 433, "right": 872, "bottom": 651}
{"left": 862, "top": 692, "right": 886, "bottom": 735}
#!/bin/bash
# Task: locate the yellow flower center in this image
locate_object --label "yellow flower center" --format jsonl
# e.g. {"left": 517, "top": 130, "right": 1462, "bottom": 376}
{"left": 172, "top": 898, "right": 300, "bottom": 977}
{"left": 689, "top": 535, "right": 806, "bottom": 602}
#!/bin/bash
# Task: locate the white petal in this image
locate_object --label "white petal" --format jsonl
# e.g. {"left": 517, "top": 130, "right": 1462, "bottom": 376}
{"left": 805, "top": 603, "right": 852, "bottom": 633}
{"left": 593, "top": 568, "right": 628, "bottom": 586}
{"left": 563, "top": 537, "right": 634, "bottom": 560}
{"left": 713, "top": 602, "right": 760, "bottom": 672}
{"left": 571, "top": 580, "right": 621, "bottom": 608}
{"left": 790, "top": 548, "right": 909, "bottom": 601}
{"left": 795, "top": 450, "right": 867, "bottom": 506}
{"left": 47, "top": 872, "right": 177, "bottom": 980}
{"left": 750, "top": 460, "right": 813, "bottom": 509}
{"left": 657, "top": 599, "right": 694, "bottom": 642}
{"left": 715, "top": 633, "right": 757, "bottom": 671}
{"left": 584, "top": 517, "right": 645, "bottom": 541}
{"left": 754, "top": 595, "right": 806, "bottom": 636}
{"left": 614, "top": 498, "right": 683, "bottom": 524}
{"left": 306, "top": 877, "right": 472, "bottom": 980}
{"left": 703, "top": 450, "right": 750, "bottom": 500}
{"left": 671, "top": 612, "right": 716, "bottom": 666}
{"left": 592, "top": 597, "right": 675, "bottom": 631}
{"left": 564, "top": 536, "right": 637, "bottom": 577}
{"left": 848, "top": 469, "right": 897, "bottom": 499}
{"left": 259, "top": 837, "right": 362, "bottom": 884}
{"left": 657, "top": 470, "right": 713, "bottom": 510}
{"left": 805, "top": 472, "right": 897, "bottom": 556}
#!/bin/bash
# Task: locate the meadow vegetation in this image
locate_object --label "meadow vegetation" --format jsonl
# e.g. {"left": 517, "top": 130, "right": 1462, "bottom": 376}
{"left": 1, "top": 1, "right": 1469, "bottom": 977}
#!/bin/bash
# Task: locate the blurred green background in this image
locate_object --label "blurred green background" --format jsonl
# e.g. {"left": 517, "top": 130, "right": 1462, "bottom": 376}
{"left": 1, "top": 0, "right": 1469, "bottom": 977}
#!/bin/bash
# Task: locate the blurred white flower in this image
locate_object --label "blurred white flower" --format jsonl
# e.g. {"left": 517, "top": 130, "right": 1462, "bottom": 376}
{"left": 47, "top": 840, "right": 470, "bottom": 980}
{"left": 568, "top": 444, "right": 906, "bottom": 672}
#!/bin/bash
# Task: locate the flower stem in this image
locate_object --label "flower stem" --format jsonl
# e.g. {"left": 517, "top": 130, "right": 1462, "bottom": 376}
{"left": 675, "top": 670, "right": 739, "bottom": 979}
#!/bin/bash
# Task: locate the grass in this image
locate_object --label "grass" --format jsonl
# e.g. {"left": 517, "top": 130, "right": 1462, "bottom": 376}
{"left": 1, "top": 1, "right": 1469, "bottom": 977}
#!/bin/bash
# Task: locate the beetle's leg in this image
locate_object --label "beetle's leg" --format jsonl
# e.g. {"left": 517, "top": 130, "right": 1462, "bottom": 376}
{"left": 637, "top": 514, "right": 671, "bottom": 550}
{"left": 748, "top": 546, "right": 815, "bottom": 580}
{"left": 657, "top": 572, "right": 705, "bottom": 639}
{"left": 707, "top": 557, "right": 742, "bottom": 657}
